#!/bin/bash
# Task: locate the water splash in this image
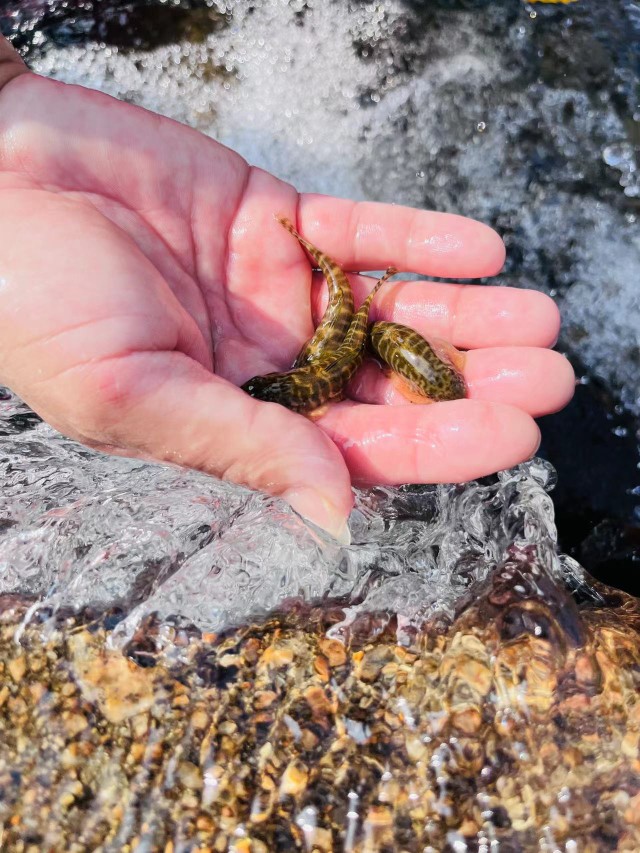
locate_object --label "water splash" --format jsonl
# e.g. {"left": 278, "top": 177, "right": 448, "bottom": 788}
{"left": 0, "top": 385, "right": 582, "bottom": 647}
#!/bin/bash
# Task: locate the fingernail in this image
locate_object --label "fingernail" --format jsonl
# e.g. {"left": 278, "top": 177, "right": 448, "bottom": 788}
{"left": 284, "top": 488, "right": 351, "bottom": 545}
{"left": 332, "top": 520, "right": 352, "bottom": 546}
{"left": 531, "top": 424, "right": 542, "bottom": 457}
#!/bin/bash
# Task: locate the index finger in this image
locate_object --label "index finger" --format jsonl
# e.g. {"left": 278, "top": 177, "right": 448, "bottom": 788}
{"left": 297, "top": 196, "right": 506, "bottom": 279}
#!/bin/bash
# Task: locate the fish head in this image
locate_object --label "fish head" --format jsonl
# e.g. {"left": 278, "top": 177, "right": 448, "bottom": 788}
{"left": 241, "top": 373, "right": 294, "bottom": 404}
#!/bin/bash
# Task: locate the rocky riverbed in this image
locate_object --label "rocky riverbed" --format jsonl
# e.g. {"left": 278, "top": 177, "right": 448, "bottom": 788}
{"left": 2, "top": 549, "right": 640, "bottom": 852}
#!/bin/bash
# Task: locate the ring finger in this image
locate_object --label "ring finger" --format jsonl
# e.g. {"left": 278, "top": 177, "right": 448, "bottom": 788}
{"left": 348, "top": 346, "right": 575, "bottom": 417}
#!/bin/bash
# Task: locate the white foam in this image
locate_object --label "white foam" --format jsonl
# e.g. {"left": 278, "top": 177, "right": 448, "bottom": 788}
{"left": 0, "top": 385, "right": 572, "bottom": 641}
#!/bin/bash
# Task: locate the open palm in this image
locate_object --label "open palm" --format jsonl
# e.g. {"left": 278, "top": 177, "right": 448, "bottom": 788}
{"left": 0, "top": 64, "right": 574, "bottom": 539}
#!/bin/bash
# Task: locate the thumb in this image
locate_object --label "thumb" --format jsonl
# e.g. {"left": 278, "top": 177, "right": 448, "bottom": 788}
{"left": 0, "top": 35, "right": 30, "bottom": 94}
{"left": 39, "top": 350, "right": 354, "bottom": 542}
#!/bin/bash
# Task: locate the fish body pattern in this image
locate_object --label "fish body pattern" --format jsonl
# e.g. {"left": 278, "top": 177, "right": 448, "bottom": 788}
{"left": 242, "top": 216, "right": 468, "bottom": 413}
{"left": 242, "top": 267, "right": 397, "bottom": 413}
{"left": 368, "top": 321, "right": 466, "bottom": 402}
{"left": 276, "top": 216, "right": 354, "bottom": 368}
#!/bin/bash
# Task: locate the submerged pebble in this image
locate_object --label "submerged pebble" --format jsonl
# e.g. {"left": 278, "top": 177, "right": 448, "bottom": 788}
{"left": 1, "top": 550, "right": 639, "bottom": 851}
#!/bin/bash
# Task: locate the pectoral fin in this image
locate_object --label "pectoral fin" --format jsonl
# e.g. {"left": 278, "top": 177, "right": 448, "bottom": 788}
{"left": 306, "top": 403, "right": 334, "bottom": 421}
{"left": 389, "top": 371, "right": 435, "bottom": 404}
{"left": 427, "top": 337, "right": 467, "bottom": 373}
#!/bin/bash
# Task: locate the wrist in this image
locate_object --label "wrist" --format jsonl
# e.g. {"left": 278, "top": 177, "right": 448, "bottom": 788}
{"left": 0, "top": 35, "right": 30, "bottom": 94}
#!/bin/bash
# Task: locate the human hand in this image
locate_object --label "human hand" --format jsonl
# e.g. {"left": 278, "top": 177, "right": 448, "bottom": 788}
{"left": 0, "top": 41, "right": 574, "bottom": 541}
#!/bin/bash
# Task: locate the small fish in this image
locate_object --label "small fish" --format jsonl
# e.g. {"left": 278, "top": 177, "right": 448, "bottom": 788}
{"left": 242, "top": 267, "right": 398, "bottom": 413}
{"left": 276, "top": 216, "right": 355, "bottom": 368}
{"left": 368, "top": 321, "right": 467, "bottom": 403}
{"left": 243, "top": 217, "right": 467, "bottom": 414}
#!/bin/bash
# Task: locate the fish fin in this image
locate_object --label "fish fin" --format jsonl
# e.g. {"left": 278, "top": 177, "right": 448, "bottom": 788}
{"left": 276, "top": 213, "right": 296, "bottom": 231}
{"left": 376, "top": 266, "right": 398, "bottom": 289}
{"left": 367, "top": 267, "right": 399, "bottom": 301}
{"left": 428, "top": 337, "right": 467, "bottom": 373}
{"left": 292, "top": 339, "right": 314, "bottom": 369}
{"left": 389, "top": 371, "right": 434, "bottom": 405}
{"left": 306, "top": 403, "right": 333, "bottom": 421}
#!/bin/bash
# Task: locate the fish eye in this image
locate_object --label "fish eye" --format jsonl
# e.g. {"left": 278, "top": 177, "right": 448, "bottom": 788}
{"left": 243, "top": 376, "right": 278, "bottom": 401}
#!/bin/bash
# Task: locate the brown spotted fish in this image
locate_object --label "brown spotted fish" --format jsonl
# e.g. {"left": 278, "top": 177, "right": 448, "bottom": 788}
{"left": 276, "top": 216, "right": 354, "bottom": 368}
{"left": 242, "top": 216, "right": 468, "bottom": 413}
{"left": 368, "top": 321, "right": 467, "bottom": 403}
{"left": 242, "top": 266, "right": 398, "bottom": 414}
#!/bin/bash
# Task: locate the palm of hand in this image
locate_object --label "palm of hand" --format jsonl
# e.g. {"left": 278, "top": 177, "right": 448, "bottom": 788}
{"left": 0, "top": 72, "right": 574, "bottom": 538}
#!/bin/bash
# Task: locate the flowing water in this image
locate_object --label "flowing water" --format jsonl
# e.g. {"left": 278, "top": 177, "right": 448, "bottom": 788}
{"left": 1, "top": 1, "right": 640, "bottom": 850}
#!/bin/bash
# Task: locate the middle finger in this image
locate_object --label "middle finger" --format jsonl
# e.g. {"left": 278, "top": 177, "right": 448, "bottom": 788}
{"left": 310, "top": 273, "right": 561, "bottom": 350}
{"left": 348, "top": 346, "right": 575, "bottom": 417}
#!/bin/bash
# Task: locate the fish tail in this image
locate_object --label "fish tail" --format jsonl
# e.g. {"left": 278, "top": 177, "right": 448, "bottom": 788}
{"left": 276, "top": 214, "right": 301, "bottom": 238}
{"left": 356, "top": 266, "right": 399, "bottom": 321}
{"left": 276, "top": 216, "right": 351, "bottom": 296}
{"left": 278, "top": 212, "right": 353, "bottom": 312}
{"left": 276, "top": 215, "right": 328, "bottom": 266}
{"left": 368, "top": 266, "right": 398, "bottom": 302}
{"left": 341, "top": 266, "right": 399, "bottom": 349}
